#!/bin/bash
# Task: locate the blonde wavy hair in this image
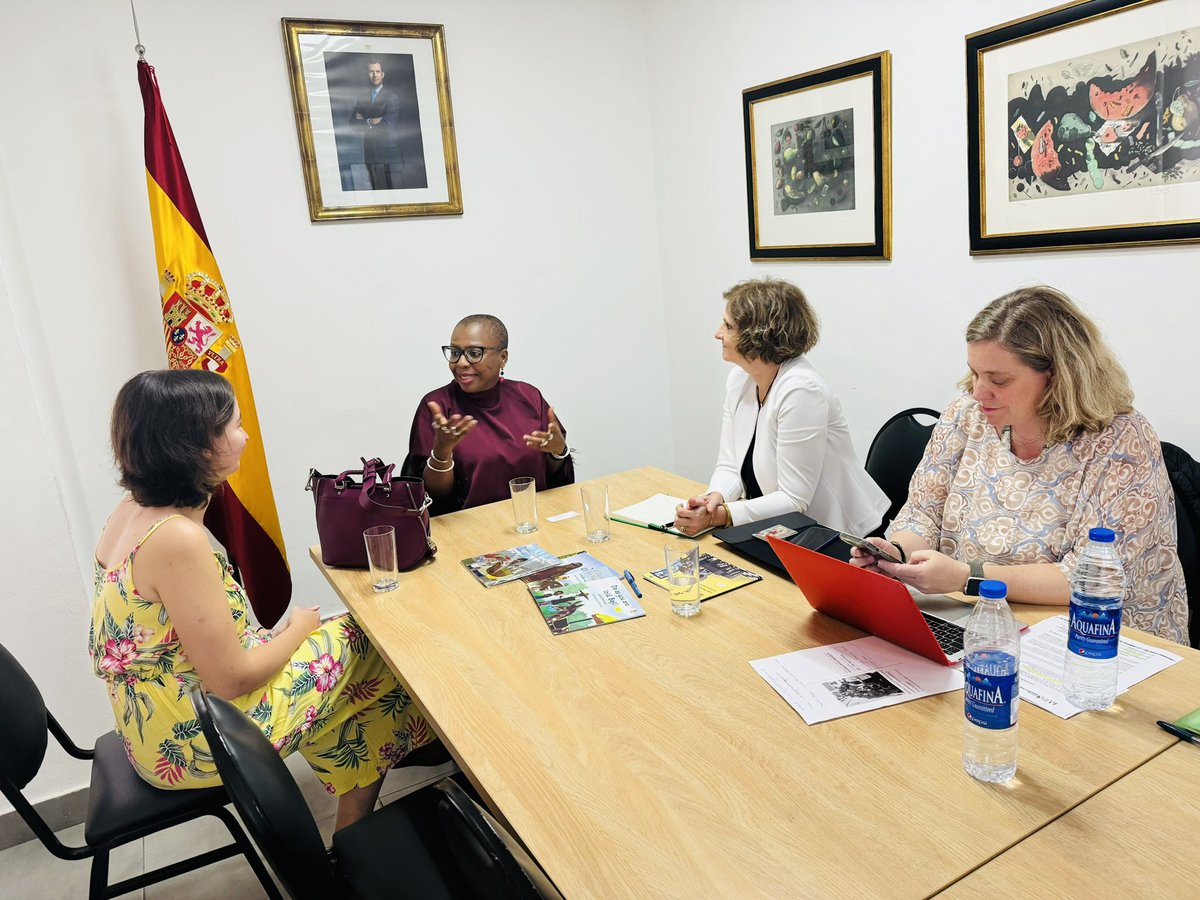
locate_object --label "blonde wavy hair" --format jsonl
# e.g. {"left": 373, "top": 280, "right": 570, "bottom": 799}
{"left": 723, "top": 278, "right": 820, "bottom": 364}
{"left": 958, "top": 285, "right": 1133, "bottom": 444}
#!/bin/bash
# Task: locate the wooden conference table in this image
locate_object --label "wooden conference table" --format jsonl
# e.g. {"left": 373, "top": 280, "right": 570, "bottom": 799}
{"left": 311, "top": 467, "right": 1199, "bottom": 899}
{"left": 938, "top": 741, "right": 1199, "bottom": 897}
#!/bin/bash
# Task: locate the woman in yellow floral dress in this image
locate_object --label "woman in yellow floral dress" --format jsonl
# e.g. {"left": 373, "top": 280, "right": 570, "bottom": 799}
{"left": 90, "top": 369, "right": 432, "bottom": 830}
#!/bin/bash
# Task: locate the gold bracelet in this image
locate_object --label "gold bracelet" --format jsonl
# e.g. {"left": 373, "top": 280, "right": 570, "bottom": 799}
{"left": 720, "top": 503, "right": 733, "bottom": 527}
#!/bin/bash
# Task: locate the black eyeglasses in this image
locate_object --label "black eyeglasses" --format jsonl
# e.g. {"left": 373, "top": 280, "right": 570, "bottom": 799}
{"left": 442, "top": 345, "right": 503, "bottom": 364}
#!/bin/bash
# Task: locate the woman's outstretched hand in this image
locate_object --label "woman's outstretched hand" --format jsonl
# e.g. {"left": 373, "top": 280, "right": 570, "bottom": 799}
{"left": 524, "top": 407, "right": 568, "bottom": 456}
{"left": 428, "top": 400, "right": 477, "bottom": 458}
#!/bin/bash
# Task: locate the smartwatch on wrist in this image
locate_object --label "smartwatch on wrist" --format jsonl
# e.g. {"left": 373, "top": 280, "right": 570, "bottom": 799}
{"left": 963, "top": 560, "right": 986, "bottom": 596}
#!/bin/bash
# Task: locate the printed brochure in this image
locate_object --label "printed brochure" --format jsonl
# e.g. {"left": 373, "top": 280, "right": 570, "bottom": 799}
{"left": 521, "top": 550, "right": 645, "bottom": 634}
{"left": 645, "top": 553, "right": 762, "bottom": 601}
{"left": 461, "top": 544, "right": 561, "bottom": 588}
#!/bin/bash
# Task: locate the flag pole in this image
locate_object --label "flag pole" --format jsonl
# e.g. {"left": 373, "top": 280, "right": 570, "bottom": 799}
{"left": 130, "top": 0, "right": 146, "bottom": 60}
{"left": 136, "top": 32, "right": 293, "bottom": 624}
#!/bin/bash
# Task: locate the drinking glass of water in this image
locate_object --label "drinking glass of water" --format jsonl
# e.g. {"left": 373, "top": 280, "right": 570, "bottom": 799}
{"left": 663, "top": 540, "right": 701, "bottom": 617}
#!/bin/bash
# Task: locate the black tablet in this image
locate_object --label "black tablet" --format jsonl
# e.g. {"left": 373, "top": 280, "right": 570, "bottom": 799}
{"left": 712, "top": 511, "right": 850, "bottom": 574}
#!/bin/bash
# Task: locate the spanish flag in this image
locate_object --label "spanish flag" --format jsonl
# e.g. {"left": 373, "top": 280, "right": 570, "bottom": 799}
{"left": 139, "top": 60, "right": 291, "bottom": 626}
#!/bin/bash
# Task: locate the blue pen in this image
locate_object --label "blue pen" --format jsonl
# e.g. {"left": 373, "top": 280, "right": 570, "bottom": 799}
{"left": 622, "top": 569, "right": 643, "bottom": 598}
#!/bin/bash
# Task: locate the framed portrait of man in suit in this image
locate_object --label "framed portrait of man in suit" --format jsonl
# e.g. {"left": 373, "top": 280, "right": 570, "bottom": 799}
{"left": 282, "top": 19, "right": 463, "bottom": 221}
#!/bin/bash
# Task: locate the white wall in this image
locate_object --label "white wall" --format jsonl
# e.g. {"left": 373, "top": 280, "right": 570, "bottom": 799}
{"left": 3, "top": 0, "right": 1197, "bottom": 815}
{"left": 645, "top": 0, "right": 1199, "bottom": 483}
{"left": 0, "top": 0, "right": 669, "bottom": 812}
{"left": 0, "top": 167, "right": 114, "bottom": 807}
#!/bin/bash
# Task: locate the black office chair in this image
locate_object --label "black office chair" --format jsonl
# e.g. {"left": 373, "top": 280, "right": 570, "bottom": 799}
{"left": 864, "top": 407, "right": 941, "bottom": 532}
{"left": 0, "top": 643, "right": 277, "bottom": 899}
{"left": 192, "top": 687, "right": 474, "bottom": 899}
{"left": 1162, "top": 441, "right": 1200, "bottom": 649}
{"left": 433, "top": 777, "right": 564, "bottom": 900}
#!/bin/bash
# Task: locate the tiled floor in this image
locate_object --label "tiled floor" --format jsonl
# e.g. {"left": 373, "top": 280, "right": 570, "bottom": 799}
{"left": 0, "top": 753, "right": 459, "bottom": 899}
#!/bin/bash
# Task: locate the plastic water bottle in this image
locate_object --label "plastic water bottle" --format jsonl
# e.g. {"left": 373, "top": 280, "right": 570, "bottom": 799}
{"left": 963, "top": 580, "right": 1020, "bottom": 783}
{"left": 1063, "top": 527, "right": 1125, "bottom": 710}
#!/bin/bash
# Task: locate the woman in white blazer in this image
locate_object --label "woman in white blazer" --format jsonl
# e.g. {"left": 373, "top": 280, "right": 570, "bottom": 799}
{"left": 674, "top": 278, "right": 888, "bottom": 537}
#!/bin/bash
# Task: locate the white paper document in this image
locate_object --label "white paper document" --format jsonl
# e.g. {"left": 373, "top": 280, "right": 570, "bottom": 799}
{"left": 1018, "top": 615, "right": 1182, "bottom": 719}
{"left": 610, "top": 494, "right": 684, "bottom": 528}
{"left": 751, "top": 636, "right": 964, "bottom": 724}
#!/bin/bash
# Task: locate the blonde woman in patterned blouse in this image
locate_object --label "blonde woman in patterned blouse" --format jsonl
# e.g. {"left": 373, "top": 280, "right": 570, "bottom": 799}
{"left": 850, "top": 286, "right": 1187, "bottom": 644}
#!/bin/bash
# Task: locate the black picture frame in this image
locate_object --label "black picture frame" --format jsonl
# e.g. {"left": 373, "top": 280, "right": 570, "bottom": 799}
{"left": 742, "top": 52, "right": 892, "bottom": 261}
{"left": 966, "top": 0, "right": 1200, "bottom": 254}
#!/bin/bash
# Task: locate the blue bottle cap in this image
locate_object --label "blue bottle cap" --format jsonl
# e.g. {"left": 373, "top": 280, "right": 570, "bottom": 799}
{"left": 979, "top": 579, "right": 1007, "bottom": 599}
{"left": 1088, "top": 527, "right": 1116, "bottom": 543}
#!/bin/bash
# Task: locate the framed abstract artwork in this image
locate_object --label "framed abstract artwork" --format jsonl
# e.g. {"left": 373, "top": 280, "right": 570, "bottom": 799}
{"left": 967, "top": 0, "right": 1200, "bottom": 253}
{"left": 282, "top": 18, "right": 463, "bottom": 221}
{"left": 742, "top": 51, "right": 892, "bottom": 260}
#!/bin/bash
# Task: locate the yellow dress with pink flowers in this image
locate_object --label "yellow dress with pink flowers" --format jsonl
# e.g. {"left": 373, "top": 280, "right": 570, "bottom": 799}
{"left": 89, "top": 516, "right": 431, "bottom": 794}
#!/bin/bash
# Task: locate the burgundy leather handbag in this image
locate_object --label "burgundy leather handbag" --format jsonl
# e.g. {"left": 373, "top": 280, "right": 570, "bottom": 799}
{"left": 306, "top": 458, "right": 437, "bottom": 569}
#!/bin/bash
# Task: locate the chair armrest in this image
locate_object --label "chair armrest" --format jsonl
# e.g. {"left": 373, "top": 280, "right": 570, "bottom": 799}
{"left": 47, "top": 712, "right": 94, "bottom": 760}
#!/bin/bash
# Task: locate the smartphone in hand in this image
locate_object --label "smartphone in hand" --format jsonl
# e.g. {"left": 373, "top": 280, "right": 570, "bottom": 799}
{"left": 839, "top": 533, "right": 901, "bottom": 564}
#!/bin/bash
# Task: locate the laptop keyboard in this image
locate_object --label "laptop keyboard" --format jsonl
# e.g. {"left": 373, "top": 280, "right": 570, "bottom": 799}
{"left": 921, "top": 612, "right": 965, "bottom": 656}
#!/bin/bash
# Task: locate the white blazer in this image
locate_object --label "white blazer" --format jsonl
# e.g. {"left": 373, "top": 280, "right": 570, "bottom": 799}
{"left": 707, "top": 356, "right": 889, "bottom": 535}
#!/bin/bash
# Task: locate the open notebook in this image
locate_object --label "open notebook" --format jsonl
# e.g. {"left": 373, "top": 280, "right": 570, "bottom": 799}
{"left": 611, "top": 493, "right": 714, "bottom": 539}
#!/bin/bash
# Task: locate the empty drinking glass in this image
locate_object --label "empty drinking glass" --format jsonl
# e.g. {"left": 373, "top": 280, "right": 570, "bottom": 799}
{"left": 363, "top": 525, "right": 399, "bottom": 592}
{"left": 509, "top": 477, "right": 538, "bottom": 534}
{"left": 581, "top": 484, "right": 611, "bottom": 543}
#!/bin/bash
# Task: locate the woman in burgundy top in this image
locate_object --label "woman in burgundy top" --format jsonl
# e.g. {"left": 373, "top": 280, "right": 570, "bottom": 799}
{"left": 402, "top": 314, "right": 574, "bottom": 515}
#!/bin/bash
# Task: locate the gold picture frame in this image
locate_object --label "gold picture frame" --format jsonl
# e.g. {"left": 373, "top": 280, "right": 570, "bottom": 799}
{"left": 742, "top": 52, "right": 892, "bottom": 260}
{"left": 282, "top": 18, "right": 463, "bottom": 221}
{"left": 966, "top": 0, "right": 1200, "bottom": 253}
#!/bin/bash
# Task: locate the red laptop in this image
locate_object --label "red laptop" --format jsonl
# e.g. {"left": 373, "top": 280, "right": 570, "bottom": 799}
{"left": 767, "top": 536, "right": 979, "bottom": 666}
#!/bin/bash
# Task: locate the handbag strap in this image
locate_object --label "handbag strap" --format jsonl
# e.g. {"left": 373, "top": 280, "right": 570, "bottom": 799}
{"left": 326, "top": 459, "right": 372, "bottom": 488}
{"left": 359, "top": 481, "right": 431, "bottom": 515}
{"left": 308, "top": 459, "right": 419, "bottom": 519}
{"left": 319, "top": 458, "right": 379, "bottom": 504}
{"left": 361, "top": 457, "right": 396, "bottom": 488}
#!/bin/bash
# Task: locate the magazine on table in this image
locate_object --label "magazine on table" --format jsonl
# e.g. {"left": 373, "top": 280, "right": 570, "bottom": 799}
{"left": 461, "top": 544, "right": 561, "bottom": 588}
{"left": 521, "top": 550, "right": 645, "bottom": 634}
{"left": 645, "top": 553, "right": 762, "bottom": 601}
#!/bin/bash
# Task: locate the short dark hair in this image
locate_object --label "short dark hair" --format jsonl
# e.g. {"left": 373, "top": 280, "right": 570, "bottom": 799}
{"left": 456, "top": 314, "right": 509, "bottom": 349}
{"left": 111, "top": 370, "right": 236, "bottom": 508}
{"left": 723, "top": 278, "right": 820, "bottom": 364}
